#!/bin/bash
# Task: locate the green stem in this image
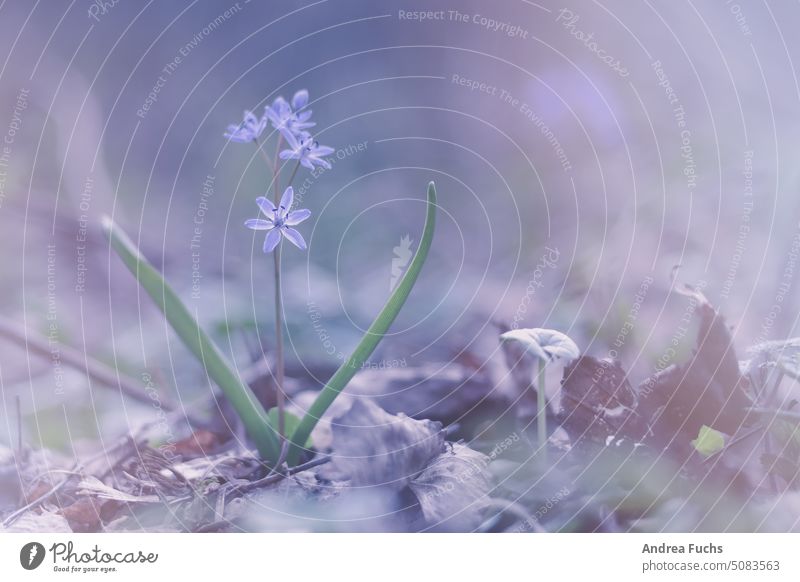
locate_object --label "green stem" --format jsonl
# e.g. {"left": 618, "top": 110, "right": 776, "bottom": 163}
{"left": 286, "top": 182, "right": 438, "bottom": 465}
{"left": 537, "top": 358, "right": 548, "bottom": 463}
{"left": 285, "top": 159, "right": 301, "bottom": 191}
{"left": 102, "top": 217, "right": 280, "bottom": 460}
{"left": 271, "top": 135, "right": 286, "bottom": 438}
{"left": 273, "top": 247, "right": 285, "bottom": 437}
{"left": 255, "top": 140, "right": 274, "bottom": 173}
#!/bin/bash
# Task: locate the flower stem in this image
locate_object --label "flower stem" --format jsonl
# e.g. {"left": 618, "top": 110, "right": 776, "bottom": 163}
{"left": 271, "top": 134, "right": 286, "bottom": 438}
{"left": 285, "top": 159, "right": 302, "bottom": 191}
{"left": 272, "top": 248, "right": 285, "bottom": 437}
{"left": 255, "top": 140, "right": 274, "bottom": 173}
{"left": 537, "top": 358, "right": 548, "bottom": 463}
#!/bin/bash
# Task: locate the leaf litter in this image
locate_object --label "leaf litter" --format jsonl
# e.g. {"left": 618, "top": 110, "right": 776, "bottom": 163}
{"left": 3, "top": 286, "right": 800, "bottom": 532}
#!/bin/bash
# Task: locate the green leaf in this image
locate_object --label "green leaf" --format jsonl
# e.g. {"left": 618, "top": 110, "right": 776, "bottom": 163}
{"left": 267, "top": 408, "right": 312, "bottom": 449}
{"left": 286, "top": 182, "right": 438, "bottom": 465}
{"left": 691, "top": 425, "right": 725, "bottom": 457}
{"left": 102, "top": 217, "right": 281, "bottom": 461}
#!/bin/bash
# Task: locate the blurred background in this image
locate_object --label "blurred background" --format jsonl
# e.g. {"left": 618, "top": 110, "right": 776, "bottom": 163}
{"left": 0, "top": 0, "right": 799, "bottom": 452}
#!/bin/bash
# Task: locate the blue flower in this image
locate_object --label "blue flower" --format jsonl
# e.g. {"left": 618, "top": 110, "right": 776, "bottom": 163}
{"left": 224, "top": 110, "right": 267, "bottom": 143}
{"left": 265, "top": 89, "right": 316, "bottom": 139}
{"left": 244, "top": 186, "right": 311, "bottom": 253}
{"left": 279, "top": 130, "right": 335, "bottom": 170}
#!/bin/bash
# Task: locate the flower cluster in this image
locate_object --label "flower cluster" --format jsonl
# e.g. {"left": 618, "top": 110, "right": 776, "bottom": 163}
{"left": 224, "top": 110, "right": 267, "bottom": 143}
{"left": 228, "top": 89, "right": 333, "bottom": 253}
{"left": 225, "top": 89, "right": 333, "bottom": 172}
{"left": 265, "top": 89, "right": 315, "bottom": 139}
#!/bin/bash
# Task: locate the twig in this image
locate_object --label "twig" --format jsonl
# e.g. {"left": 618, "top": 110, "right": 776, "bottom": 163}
{"left": 702, "top": 423, "right": 764, "bottom": 464}
{"left": 1, "top": 467, "right": 77, "bottom": 528}
{"left": 263, "top": 438, "right": 289, "bottom": 480}
{"left": 748, "top": 407, "right": 800, "bottom": 423}
{"left": 15, "top": 395, "right": 22, "bottom": 456}
{"left": 0, "top": 316, "right": 183, "bottom": 414}
{"left": 193, "top": 455, "right": 332, "bottom": 532}
{"left": 233, "top": 455, "right": 331, "bottom": 494}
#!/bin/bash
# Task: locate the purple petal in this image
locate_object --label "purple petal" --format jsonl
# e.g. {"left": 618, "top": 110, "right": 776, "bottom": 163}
{"left": 263, "top": 228, "right": 282, "bottom": 253}
{"left": 292, "top": 90, "right": 309, "bottom": 110}
{"left": 282, "top": 227, "right": 307, "bottom": 250}
{"left": 272, "top": 96, "right": 289, "bottom": 114}
{"left": 285, "top": 209, "right": 311, "bottom": 225}
{"left": 256, "top": 196, "right": 276, "bottom": 216}
{"left": 314, "top": 145, "right": 335, "bottom": 156}
{"left": 279, "top": 186, "right": 294, "bottom": 214}
{"left": 279, "top": 126, "right": 301, "bottom": 148}
{"left": 264, "top": 106, "right": 280, "bottom": 127}
{"left": 296, "top": 110, "right": 313, "bottom": 122}
{"left": 244, "top": 218, "right": 273, "bottom": 230}
{"left": 279, "top": 149, "right": 296, "bottom": 161}
{"left": 301, "top": 158, "right": 314, "bottom": 170}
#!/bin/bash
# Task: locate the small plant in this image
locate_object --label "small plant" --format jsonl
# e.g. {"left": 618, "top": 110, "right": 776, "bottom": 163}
{"left": 103, "top": 89, "right": 438, "bottom": 467}
{"left": 499, "top": 327, "right": 579, "bottom": 462}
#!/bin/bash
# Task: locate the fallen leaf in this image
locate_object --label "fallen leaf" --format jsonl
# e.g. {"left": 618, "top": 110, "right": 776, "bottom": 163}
{"left": 59, "top": 497, "right": 104, "bottom": 532}
{"left": 172, "top": 430, "right": 226, "bottom": 457}
{"left": 320, "top": 399, "right": 444, "bottom": 488}
{"left": 25, "top": 481, "right": 54, "bottom": 504}
{"left": 691, "top": 425, "right": 725, "bottom": 457}
{"left": 1, "top": 510, "right": 71, "bottom": 533}
{"left": 559, "top": 356, "right": 645, "bottom": 448}
{"left": 638, "top": 288, "right": 752, "bottom": 441}
{"left": 77, "top": 476, "right": 160, "bottom": 503}
{"left": 408, "top": 442, "right": 492, "bottom": 531}
{"left": 345, "top": 364, "right": 494, "bottom": 425}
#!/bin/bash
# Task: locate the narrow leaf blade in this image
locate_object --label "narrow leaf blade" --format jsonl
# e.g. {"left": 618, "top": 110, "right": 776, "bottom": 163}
{"left": 287, "top": 182, "right": 438, "bottom": 464}
{"left": 102, "top": 217, "right": 280, "bottom": 461}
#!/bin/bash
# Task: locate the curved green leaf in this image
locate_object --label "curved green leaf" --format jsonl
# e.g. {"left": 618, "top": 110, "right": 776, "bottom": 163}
{"left": 286, "top": 182, "right": 438, "bottom": 465}
{"left": 102, "top": 217, "right": 280, "bottom": 461}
